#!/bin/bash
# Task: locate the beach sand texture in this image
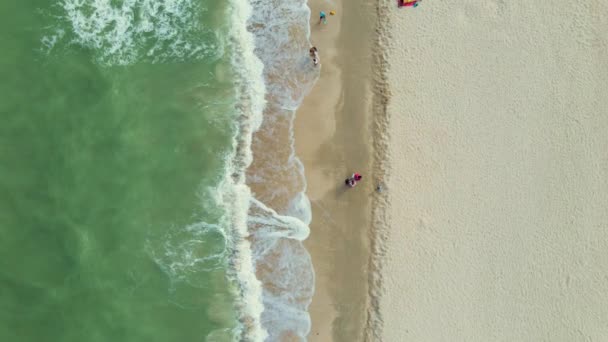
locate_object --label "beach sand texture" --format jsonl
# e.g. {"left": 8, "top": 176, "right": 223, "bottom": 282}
{"left": 295, "top": 0, "right": 377, "bottom": 340}
{"left": 378, "top": 0, "right": 608, "bottom": 341}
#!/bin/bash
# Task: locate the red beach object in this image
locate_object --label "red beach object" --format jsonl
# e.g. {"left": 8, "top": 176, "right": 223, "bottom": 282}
{"left": 399, "top": 0, "right": 419, "bottom": 7}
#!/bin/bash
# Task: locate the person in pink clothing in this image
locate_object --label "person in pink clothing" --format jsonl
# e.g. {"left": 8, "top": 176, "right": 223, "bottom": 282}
{"left": 345, "top": 173, "right": 363, "bottom": 188}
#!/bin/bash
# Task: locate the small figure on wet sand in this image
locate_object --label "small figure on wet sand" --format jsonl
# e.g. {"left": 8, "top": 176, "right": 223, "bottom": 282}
{"left": 345, "top": 173, "right": 363, "bottom": 188}
{"left": 345, "top": 178, "right": 356, "bottom": 187}
{"left": 309, "top": 46, "right": 319, "bottom": 66}
{"left": 319, "top": 11, "right": 327, "bottom": 24}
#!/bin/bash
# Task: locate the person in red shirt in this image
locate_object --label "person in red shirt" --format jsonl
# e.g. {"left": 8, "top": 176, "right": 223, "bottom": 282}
{"left": 345, "top": 173, "right": 362, "bottom": 188}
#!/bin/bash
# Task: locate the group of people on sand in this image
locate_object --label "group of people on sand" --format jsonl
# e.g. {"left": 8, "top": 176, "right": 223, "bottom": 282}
{"left": 345, "top": 173, "right": 363, "bottom": 188}
{"left": 308, "top": 10, "right": 336, "bottom": 67}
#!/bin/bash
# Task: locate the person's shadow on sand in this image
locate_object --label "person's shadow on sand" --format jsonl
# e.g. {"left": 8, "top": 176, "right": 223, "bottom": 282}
{"left": 335, "top": 184, "right": 348, "bottom": 197}
{"left": 335, "top": 179, "right": 385, "bottom": 198}
{"left": 335, "top": 179, "right": 350, "bottom": 197}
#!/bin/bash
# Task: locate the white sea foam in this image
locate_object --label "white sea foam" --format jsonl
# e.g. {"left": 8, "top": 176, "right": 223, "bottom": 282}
{"left": 248, "top": 0, "right": 318, "bottom": 110}
{"left": 151, "top": 221, "right": 228, "bottom": 284}
{"left": 41, "top": 28, "right": 65, "bottom": 51}
{"left": 249, "top": 198, "right": 310, "bottom": 242}
{"left": 221, "top": 0, "right": 268, "bottom": 339}
{"left": 43, "top": 0, "right": 218, "bottom": 65}
{"left": 247, "top": 198, "right": 314, "bottom": 341}
{"left": 244, "top": 0, "right": 319, "bottom": 340}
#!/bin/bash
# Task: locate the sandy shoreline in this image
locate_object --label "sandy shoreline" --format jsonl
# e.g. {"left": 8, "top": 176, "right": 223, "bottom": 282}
{"left": 379, "top": 0, "right": 608, "bottom": 341}
{"left": 295, "top": 0, "right": 377, "bottom": 340}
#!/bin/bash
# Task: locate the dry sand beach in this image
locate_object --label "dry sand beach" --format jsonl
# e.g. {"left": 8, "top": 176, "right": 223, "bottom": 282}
{"left": 376, "top": 0, "right": 608, "bottom": 341}
{"left": 297, "top": 0, "right": 607, "bottom": 340}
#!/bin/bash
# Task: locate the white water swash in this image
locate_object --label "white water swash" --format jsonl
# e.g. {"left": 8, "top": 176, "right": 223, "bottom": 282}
{"left": 244, "top": 0, "right": 319, "bottom": 340}
{"left": 221, "top": 0, "right": 319, "bottom": 339}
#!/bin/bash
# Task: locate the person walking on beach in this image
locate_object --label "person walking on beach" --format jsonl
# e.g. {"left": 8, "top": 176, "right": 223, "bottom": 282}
{"left": 319, "top": 11, "right": 327, "bottom": 24}
{"left": 345, "top": 173, "right": 363, "bottom": 188}
{"left": 309, "top": 46, "right": 319, "bottom": 66}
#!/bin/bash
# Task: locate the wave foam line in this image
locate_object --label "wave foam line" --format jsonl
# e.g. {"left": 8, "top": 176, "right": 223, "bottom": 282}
{"left": 221, "top": 0, "right": 267, "bottom": 340}
{"left": 247, "top": 198, "right": 314, "bottom": 340}
{"left": 244, "top": 0, "right": 319, "bottom": 339}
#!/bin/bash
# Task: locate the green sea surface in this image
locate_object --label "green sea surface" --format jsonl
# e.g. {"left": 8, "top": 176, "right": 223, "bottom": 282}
{"left": 0, "top": 1, "right": 240, "bottom": 341}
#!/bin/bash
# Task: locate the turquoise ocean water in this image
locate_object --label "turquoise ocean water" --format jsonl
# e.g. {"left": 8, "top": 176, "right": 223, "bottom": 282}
{"left": 1, "top": 0, "right": 318, "bottom": 340}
